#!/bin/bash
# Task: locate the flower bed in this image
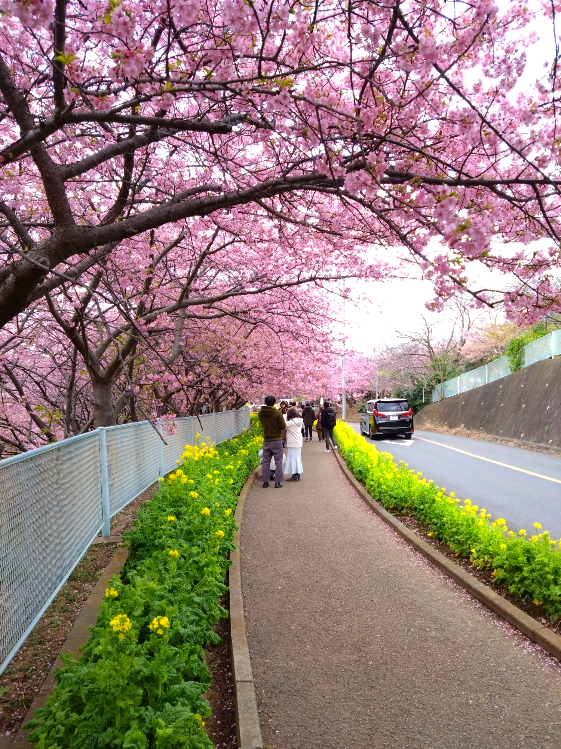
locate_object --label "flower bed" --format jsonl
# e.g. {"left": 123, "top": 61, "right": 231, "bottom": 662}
{"left": 335, "top": 422, "right": 561, "bottom": 619}
{"left": 26, "top": 427, "right": 261, "bottom": 749}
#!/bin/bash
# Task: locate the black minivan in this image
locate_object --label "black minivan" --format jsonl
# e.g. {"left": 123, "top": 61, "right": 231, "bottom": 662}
{"left": 360, "top": 398, "right": 414, "bottom": 440}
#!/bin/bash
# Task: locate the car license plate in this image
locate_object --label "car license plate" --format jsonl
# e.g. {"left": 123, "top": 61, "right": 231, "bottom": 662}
{"left": 389, "top": 414, "right": 398, "bottom": 421}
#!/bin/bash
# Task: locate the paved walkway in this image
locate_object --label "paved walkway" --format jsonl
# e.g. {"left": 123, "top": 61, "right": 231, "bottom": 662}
{"left": 240, "top": 438, "right": 561, "bottom": 749}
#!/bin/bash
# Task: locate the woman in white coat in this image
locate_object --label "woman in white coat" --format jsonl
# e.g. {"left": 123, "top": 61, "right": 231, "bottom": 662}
{"left": 285, "top": 407, "right": 304, "bottom": 481}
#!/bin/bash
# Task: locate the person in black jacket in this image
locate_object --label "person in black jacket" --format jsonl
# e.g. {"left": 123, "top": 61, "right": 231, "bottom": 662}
{"left": 321, "top": 402, "right": 338, "bottom": 453}
{"left": 301, "top": 402, "right": 316, "bottom": 442}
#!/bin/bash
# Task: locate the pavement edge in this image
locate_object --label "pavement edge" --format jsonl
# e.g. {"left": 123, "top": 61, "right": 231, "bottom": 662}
{"left": 333, "top": 449, "right": 561, "bottom": 662}
{"left": 230, "top": 467, "right": 263, "bottom": 749}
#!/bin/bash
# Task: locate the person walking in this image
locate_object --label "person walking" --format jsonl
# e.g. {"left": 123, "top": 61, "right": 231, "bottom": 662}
{"left": 315, "top": 406, "right": 324, "bottom": 442}
{"left": 301, "top": 402, "right": 315, "bottom": 442}
{"left": 258, "top": 396, "right": 287, "bottom": 488}
{"left": 321, "top": 401, "right": 338, "bottom": 452}
{"left": 285, "top": 407, "right": 304, "bottom": 481}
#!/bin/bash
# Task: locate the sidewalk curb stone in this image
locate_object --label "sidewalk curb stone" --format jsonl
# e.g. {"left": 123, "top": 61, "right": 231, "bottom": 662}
{"left": 230, "top": 468, "right": 263, "bottom": 749}
{"left": 333, "top": 448, "right": 561, "bottom": 662}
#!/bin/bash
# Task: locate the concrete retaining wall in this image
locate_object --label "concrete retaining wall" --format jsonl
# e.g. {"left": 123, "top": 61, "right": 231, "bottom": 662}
{"left": 415, "top": 357, "right": 561, "bottom": 450}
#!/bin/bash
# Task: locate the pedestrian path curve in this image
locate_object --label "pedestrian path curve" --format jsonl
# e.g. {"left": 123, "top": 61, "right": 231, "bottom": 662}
{"left": 240, "top": 438, "right": 561, "bottom": 749}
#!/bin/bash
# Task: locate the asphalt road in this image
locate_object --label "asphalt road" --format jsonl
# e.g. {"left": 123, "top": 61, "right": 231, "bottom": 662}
{"left": 349, "top": 424, "right": 561, "bottom": 538}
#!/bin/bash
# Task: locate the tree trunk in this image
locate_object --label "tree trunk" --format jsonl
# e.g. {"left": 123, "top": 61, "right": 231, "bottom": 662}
{"left": 92, "top": 378, "right": 116, "bottom": 427}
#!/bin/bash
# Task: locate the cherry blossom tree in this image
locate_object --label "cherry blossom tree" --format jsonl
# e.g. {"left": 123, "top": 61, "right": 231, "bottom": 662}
{"left": 1, "top": 0, "right": 561, "bottom": 331}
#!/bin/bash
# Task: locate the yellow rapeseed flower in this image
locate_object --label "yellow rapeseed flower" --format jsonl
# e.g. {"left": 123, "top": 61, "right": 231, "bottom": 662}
{"left": 189, "top": 491, "right": 199, "bottom": 499}
{"left": 224, "top": 508, "right": 232, "bottom": 517}
{"left": 188, "top": 479, "right": 194, "bottom": 485}
{"left": 194, "top": 714, "right": 205, "bottom": 727}
{"left": 167, "top": 516, "right": 176, "bottom": 522}
{"left": 149, "top": 616, "right": 170, "bottom": 635}
{"left": 215, "top": 530, "right": 225, "bottom": 539}
{"left": 169, "top": 549, "right": 179, "bottom": 557}
{"left": 500, "top": 543, "right": 507, "bottom": 551}
{"left": 201, "top": 507, "right": 211, "bottom": 517}
{"left": 105, "top": 588, "right": 119, "bottom": 599}
{"left": 109, "top": 614, "right": 132, "bottom": 636}
{"left": 195, "top": 432, "right": 201, "bottom": 438}
{"left": 519, "top": 529, "right": 527, "bottom": 537}
{"left": 534, "top": 522, "right": 542, "bottom": 529}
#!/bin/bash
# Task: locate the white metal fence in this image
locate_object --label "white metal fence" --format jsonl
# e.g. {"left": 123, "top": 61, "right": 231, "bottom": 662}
{"left": 0, "top": 409, "right": 250, "bottom": 675}
{"left": 432, "top": 329, "right": 561, "bottom": 402}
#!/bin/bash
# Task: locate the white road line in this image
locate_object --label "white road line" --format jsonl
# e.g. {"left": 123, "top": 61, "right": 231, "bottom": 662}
{"left": 416, "top": 436, "right": 561, "bottom": 485}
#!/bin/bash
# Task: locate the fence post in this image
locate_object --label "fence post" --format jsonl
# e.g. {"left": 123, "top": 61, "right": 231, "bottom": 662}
{"left": 99, "top": 428, "right": 111, "bottom": 538}
{"left": 213, "top": 410, "right": 217, "bottom": 443}
{"left": 157, "top": 419, "right": 164, "bottom": 478}
{"left": 485, "top": 364, "right": 489, "bottom": 384}
{"left": 457, "top": 376, "right": 460, "bottom": 395}
{"left": 229, "top": 409, "right": 234, "bottom": 439}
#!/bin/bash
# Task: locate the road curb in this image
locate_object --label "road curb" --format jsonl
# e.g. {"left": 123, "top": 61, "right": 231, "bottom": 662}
{"left": 333, "top": 449, "right": 561, "bottom": 662}
{"left": 230, "top": 468, "right": 263, "bottom": 749}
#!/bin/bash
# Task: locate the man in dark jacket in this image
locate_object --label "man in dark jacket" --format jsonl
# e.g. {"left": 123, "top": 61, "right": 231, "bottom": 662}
{"left": 258, "top": 396, "right": 287, "bottom": 488}
{"left": 301, "top": 402, "right": 316, "bottom": 442}
{"left": 321, "top": 401, "right": 338, "bottom": 453}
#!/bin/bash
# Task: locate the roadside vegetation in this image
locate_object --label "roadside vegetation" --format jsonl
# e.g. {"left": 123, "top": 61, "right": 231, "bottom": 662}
{"left": 336, "top": 423, "right": 561, "bottom": 620}
{"left": 373, "top": 308, "right": 561, "bottom": 413}
{"left": 25, "top": 426, "right": 261, "bottom": 749}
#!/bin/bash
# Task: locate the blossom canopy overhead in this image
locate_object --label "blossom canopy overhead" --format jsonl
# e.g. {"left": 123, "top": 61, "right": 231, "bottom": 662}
{"left": 0, "top": 0, "right": 561, "bottom": 325}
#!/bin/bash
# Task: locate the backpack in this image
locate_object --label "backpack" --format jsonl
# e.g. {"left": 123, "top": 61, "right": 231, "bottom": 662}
{"left": 326, "top": 408, "right": 336, "bottom": 427}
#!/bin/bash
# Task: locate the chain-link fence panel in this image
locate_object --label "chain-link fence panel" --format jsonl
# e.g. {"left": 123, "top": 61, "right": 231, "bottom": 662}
{"left": 162, "top": 418, "right": 193, "bottom": 475}
{"left": 0, "top": 433, "right": 102, "bottom": 672}
{"left": 215, "top": 412, "right": 233, "bottom": 443}
{"left": 0, "top": 409, "right": 250, "bottom": 674}
{"left": 105, "top": 422, "right": 160, "bottom": 517}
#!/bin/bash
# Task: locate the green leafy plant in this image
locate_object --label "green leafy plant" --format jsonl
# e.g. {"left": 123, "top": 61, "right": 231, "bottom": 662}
{"left": 25, "top": 426, "right": 262, "bottom": 749}
{"left": 335, "top": 422, "right": 561, "bottom": 618}
{"left": 505, "top": 321, "right": 548, "bottom": 371}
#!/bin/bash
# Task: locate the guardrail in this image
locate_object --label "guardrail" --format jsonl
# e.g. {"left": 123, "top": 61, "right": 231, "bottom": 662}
{"left": 0, "top": 409, "right": 250, "bottom": 675}
{"left": 432, "top": 329, "right": 561, "bottom": 402}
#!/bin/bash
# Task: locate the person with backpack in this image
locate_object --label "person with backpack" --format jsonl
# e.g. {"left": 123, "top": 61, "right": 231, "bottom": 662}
{"left": 321, "top": 401, "right": 338, "bottom": 452}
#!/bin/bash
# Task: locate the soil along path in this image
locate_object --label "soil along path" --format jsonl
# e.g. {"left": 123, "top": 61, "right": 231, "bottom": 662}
{"left": 241, "top": 438, "right": 561, "bottom": 749}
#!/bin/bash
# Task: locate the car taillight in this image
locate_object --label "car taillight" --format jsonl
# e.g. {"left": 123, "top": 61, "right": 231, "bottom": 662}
{"left": 406, "top": 409, "right": 413, "bottom": 416}
{"left": 374, "top": 410, "right": 387, "bottom": 418}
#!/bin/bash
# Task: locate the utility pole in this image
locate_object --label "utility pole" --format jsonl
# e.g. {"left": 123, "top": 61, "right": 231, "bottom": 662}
{"left": 341, "top": 291, "right": 347, "bottom": 420}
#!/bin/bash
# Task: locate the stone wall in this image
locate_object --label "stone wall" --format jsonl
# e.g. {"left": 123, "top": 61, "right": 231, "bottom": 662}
{"left": 415, "top": 357, "right": 561, "bottom": 450}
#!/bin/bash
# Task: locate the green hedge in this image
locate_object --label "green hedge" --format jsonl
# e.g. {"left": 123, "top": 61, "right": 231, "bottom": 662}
{"left": 335, "top": 422, "right": 561, "bottom": 618}
{"left": 26, "top": 425, "right": 261, "bottom": 749}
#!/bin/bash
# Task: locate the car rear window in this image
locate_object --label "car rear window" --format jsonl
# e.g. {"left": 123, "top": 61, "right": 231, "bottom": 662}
{"left": 377, "top": 401, "right": 409, "bottom": 412}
